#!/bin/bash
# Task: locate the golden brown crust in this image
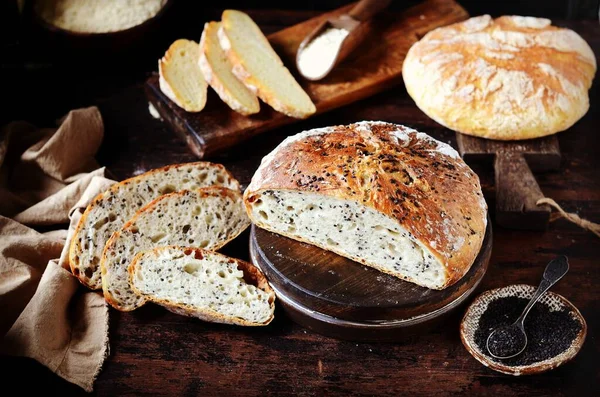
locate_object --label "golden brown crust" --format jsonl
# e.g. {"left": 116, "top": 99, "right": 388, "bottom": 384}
{"left": 128, "top": 246, "right": 275, "bottom": 326}
{"left": 70, "top": 161, "right": 240, "bottom": 290}
{"left": 244, "top": 122, "right": 487, "bottom": 288}
{"left": 68, "top": 188, "right": 106, "bottom": 288}
{"left": 403, "top": 15, "right": 596, "bottom": 140}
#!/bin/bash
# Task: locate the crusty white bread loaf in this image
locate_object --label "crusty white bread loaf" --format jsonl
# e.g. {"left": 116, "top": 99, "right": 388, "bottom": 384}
{"left": 199, "top": 21, "right": 260, "bottom": 116}
{"left": 218, "top": 10, "right": 316, "bottom": 119}
{"left": 402, "top": 15, "right": 597, "bottom": 140}
{"left": 102, "top": 187, "right": 250, "bottom": 311}
{"left": 244, "top": 121, "right": 487, "bottom": 290}
{"left": 129, "top": 246, "right": 275, "bottom": 326}
{"left": 159, "top": 39, "right": 208, "bottom": 112}
{"left": 70, "top": 162, "right": 239, "bottom": 290}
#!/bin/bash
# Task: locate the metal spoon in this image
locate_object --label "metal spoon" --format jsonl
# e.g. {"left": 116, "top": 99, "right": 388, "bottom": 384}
{"left": 486, "top": 255, "right": 569, "bottom": 359}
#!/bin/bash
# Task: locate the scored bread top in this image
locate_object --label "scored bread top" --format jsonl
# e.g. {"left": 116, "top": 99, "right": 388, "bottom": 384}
{"left": 244, "top": 121, "right": 487, "bottom": 287}
{"left": 218, "top": 10, "right": 316, "bottom": 119}
{"left": 402, "top": 15, "right": 596, "bottom": 140}
{"left": 69, "top": 162, "right": 239, "bottom": 290}
{"left": 199, "top": 21, "right": 260, "bottom": 116}
{"left": 159, "top": 39, "right": 208, "bottom": 112}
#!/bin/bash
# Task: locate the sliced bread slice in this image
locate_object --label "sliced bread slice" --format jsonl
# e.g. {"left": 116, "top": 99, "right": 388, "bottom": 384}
{"left": 69, "top": 162, "right": 239, "bottom": 290}
{"left": 101, "top": 187, "right": 250, "bottom": 311}
{"left": 218, "top": 10, "right": 316, "bottom": 119}
{"left": 199, "top": 21, "right": 260, "bottom": 116}
{"left": 159, "top": 39, "right": 208, "bottom": 112}
{"left": 129, "top": 246, "right": 275, "bottom": 326}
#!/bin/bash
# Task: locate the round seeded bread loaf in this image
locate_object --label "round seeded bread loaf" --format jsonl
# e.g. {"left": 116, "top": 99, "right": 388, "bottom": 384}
{"left": 402, "top": 15, "right": 596, "bottom": 140}
{"left": 244, "top": 121, "right": 487, "bottom": 290}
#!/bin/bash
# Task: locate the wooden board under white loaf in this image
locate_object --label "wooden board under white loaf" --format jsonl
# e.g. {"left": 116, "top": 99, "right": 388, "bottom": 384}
{"left": 456, "top": 133, "right": 561, "bottom": 231}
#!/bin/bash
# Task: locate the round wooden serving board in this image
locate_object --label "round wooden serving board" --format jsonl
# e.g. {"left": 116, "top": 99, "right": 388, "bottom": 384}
{"left": 250, "top": 219, "right": 492, "bottom": 341}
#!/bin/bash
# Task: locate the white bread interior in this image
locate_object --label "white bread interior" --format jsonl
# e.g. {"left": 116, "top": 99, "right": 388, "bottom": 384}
{"left": 69, "top": 162, "right": 239, "bottom": 290}
{"left": 218, "top": 10, "right": 316, "bottom": 119}
{"left": 101, "top": 188, "right": 250, "bottom": 311}
{"left": 199, "top": 21, "right": 260, "bottom": 116}
{"left": 159, "top": 39, "right": 208, "bottom": 112}
{"left": 129, "top": 246, "right": 275, "bottom": 326}
{"left": 247, "top": 190, "right": 444, "bottom": 289}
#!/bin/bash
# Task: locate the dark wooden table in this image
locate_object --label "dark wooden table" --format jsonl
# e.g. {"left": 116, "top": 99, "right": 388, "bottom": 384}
{"left": 2, "top": 7, "right": 599, "bottom": 397}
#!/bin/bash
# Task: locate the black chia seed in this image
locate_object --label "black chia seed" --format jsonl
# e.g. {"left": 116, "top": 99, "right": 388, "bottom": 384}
{"left": 487, "top": 327, "right": 527, "bottom": 358}
{"left": 474, "top": 296, "right": 582, "bottom": 366}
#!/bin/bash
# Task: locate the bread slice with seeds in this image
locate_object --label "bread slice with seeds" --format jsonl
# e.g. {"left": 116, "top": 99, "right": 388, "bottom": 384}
{"left": 69, "top": 162, "right": 239, "bottom": 290}
{"left": 218, "top": 10, "right": 316, "bottom": 119}
{"left": 159, "top": 39, "right": 208, "bottom": 112}
{"left": 101, "top": 187, "right": 250, "bottom": 311}
{"left": 199, "top": 21, "right": 260, "bottom": 116}
{"left": 129, "top": 246, "right": 275, "bottom": 326}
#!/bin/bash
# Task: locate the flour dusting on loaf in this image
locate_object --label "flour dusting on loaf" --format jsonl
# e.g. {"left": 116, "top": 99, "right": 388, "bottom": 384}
{"left": 403, "top": 15, "right": 596, "bottom": 140}
{"left": 245, "top": 121, "right": 487, "bottom": 290}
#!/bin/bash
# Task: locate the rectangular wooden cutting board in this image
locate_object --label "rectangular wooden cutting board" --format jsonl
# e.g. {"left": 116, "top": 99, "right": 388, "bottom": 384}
{"left": 145, "top": 0, "right": 469, "bottom": 158}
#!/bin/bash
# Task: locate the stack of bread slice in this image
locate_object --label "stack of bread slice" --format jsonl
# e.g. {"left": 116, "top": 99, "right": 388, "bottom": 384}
{"left": 69, "top": 162, "right": 275, "bottom": 326}
{"left": 199, "top": 21, "right": 260, "bottom": 116}
{"left": 158, "top": 10, "right": 315, "bottom": 119}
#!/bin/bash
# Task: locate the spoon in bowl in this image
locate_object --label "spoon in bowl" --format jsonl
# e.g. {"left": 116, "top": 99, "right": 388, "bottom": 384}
{"left": 486, "top": 255, "right": 570, "bottom": 359}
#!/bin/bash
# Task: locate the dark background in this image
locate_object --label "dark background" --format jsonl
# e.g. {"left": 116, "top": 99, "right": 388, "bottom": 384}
{"left": 1, "top": 0, "right": 599, "bottom": 126}
{"left": 0, "top": 1, "right": 599, "bottom": 395}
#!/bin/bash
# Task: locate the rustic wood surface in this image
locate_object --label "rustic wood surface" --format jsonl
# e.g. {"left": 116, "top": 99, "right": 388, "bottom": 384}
{"left": 457, "top": 134, "right": 562, "bottom": 230}
{"left": 146, "top": 0, "right": 468, "bottom": 158}
{"left": 494, "top": 152, "right": 552, "bottom": 230}
{"left": 1, "top": 7, "right": 599, "bottom": 397}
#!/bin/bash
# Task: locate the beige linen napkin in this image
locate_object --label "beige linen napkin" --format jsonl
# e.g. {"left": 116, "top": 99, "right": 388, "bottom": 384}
{"left": 0, "top": 107, "right": 116, "bottom": 392}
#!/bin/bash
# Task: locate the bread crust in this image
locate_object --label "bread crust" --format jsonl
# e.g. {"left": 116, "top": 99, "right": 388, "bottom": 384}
{"left": 244, "top": 121, "right": 487, "bottom": 289}
{"left": 128, "top": 246, "right": 275, "bottom": 326}
{"left": 159, "top": 39, "right": 207, "bottom": 112}
{"left": 218, "top": 11, "right": 316, "bottom": 119}
{"left": 101, "top": 187, "right": 250, "bottom": 311}
{"left": 402, "top": 15, "right": 596, "bottom": 140}
{"left": 199, "top": 21, "right": 260, "bottom": 116}
{"left": 69, "top": 162, "right": 239, "bottom": 290}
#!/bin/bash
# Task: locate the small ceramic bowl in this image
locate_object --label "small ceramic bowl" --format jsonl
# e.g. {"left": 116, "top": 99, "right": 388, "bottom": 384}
{"left": 460, "top": 284, "right": 587, "bottom": 376}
